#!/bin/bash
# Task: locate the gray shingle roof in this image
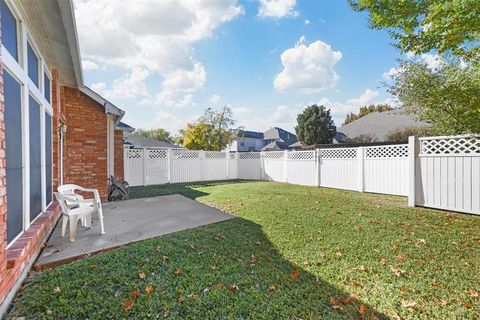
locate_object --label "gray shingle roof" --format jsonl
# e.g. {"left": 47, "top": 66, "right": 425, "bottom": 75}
{"left": 237, "top": 130, "right": 264, "bottom": 139}
{"left": 336, "top": 109, "right": 430, "bottom": 142}
{"left": 124, "top": 136, "right": 182, "bottom": 149}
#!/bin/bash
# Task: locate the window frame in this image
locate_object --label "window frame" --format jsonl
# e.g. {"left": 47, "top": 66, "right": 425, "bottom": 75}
{"left": 1, "top": 0, "right": 54, "bottom": 246}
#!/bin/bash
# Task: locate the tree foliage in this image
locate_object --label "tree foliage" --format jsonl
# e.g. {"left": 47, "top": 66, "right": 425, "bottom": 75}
{"left": 343, "top": 104, "right": 393, "bottom": 125}
{"left": 295, "top": 105, "right": 337, "bottom": 145}
{"left": 349, "top": 0, "right": 480, "bottom": 60}
{"left": 131, "top": 128, "right": 173, "bottom": 143}
{"left": 389, "top": 59, "right": 480, "bottom": 135}
{"left": 181, "top": 106, "right": 236, "bottom": 151}
{"left": 348, "top": 133, "right": 378, "bottom": 143}
{"left": 385, "top": 126, "right": 432, "bottom": 143}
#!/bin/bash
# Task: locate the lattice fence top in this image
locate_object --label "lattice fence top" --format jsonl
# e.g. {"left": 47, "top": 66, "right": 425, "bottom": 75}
{"left": 147, "top": 149, "right": 167, "bottom": 159}
{"left": 238, "top": 152, "right": 261, "bottom": 159}
{"left": 126, "top": 149, "right": 143, "bottom": 159}
{"left": 263, "top": 151, "right": 285, "bottom": 159}
{"left": 173, "top": 150, "right": 201, "bottom": 159}
{"left": 229, "top": 152, "right": 238, "bottom": 160}
{"left": 205, "top": 151, "right": 226, "bottom": 159}
{"left": 287, "top": 150, "right": 316, "bottom": 160}
{"left": 365, "top": 145, "right": 408, "bottom": 159}
{"left": 420, "top": 136, "right": 480, "bottom": 155}
{"left": 319, "top": 148, "right": 357, "bottom": 159}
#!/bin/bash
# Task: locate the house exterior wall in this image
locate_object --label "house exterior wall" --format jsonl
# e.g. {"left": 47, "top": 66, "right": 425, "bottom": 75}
{"left": 61, "top": 87, "right": 109, "bottom": 201}
{"left": 114, "top": 130, "right": 124, "bottom": 180}
{"left": 229, "top": 138, "right": 266, "bottom": 152}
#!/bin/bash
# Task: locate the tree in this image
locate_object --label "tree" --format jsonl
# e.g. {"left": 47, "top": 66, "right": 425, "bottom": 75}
{"left": 343, "top": 104, "right": 393, "bottom": 125}
{"left": 130, "top": 128, "right": 173, "bottom": 143}
{"left": 182, "top": 122, "right": 220, "bottom": 151}
{"left": 388, "top": 59, "right": 480, "bottom": 135}
{"left": 295, "top": 105, "right": 337, "bottom": 145}
{"left": 200, "top": 106, "right": 236, "bottom": 150}
{"left": 348, "top": 133, "right": 378, "bottom": 143}
{"left": 349, "top": 0, "right": 480, "bottom": 60}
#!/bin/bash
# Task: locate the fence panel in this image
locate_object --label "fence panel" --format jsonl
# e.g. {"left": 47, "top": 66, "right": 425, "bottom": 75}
{"left": 319, "top": 148, "right": 358, "bottom": 191}
{"left": 364, "top": 145, "right": 409, "bottom": 196}
{"left": 124, "top": 148, "right": 144, "bottom": 186}
{"left": 237, "top": 152, "right": 262, "bottom": 180}
{"left": 415, "top": 136, "right": 480, "bottom": 215}
{"left": 286, "top": 151, "right": 317, "bottom": 186}
{"left": 228, "top": 153, "right": 238, "bottom": 179}
{"left": 204, "top": 152, "right": 228, "bottom": 181}
{"left": 145, "top": 149, "right": 169, "bottom": 185}
{"left": 263, "top": 151, "right": 285, "bottom": 182}
{"left": 170, "top": 150, "right": 203, "bottom": 183}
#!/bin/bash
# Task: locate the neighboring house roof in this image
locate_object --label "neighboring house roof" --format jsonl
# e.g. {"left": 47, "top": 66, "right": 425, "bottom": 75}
{"left": 288, "top": 141, "right": 303, "bottom": 148}
{"left": 237, "top": 130, "right": 264, "bottom": 139}
{"left": 264, "top": 127, "right": 298, "bottom": 145}
{"left": 336, "top": 109, "right": 430, "bottom": 142}
{"left": 124, "top": 136, "right": 182, "bottom": 149}
{"left": 262, "top": 141, "right": 293, "bottom": 151}
{"left": 116, "top": 122, "right": 135, "bottom": 133}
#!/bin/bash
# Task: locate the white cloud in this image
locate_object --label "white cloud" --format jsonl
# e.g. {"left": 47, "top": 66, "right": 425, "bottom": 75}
{"left": 74, "top": 0, "right": 243, "bottom": 100}
{"left": 233, "top": 104, "right": 302, "bottom": 133}
{"left": 82, "top": 59, "right": 100, "bottom": 70}
{"left": 258, "top": 0, "right": 298, "bottom": 18}
{"left": 274, "top": 36, "right": 342, "bottom": 94}
{"left": 304, "top": 19, "right": 310, "bottom": 25}
{"left": 346, "top": 89, "right": 379, "bottom": 106}
{"left": 382, "top": 66, "right": 401, "bottom": 80}
{"left": 209, "top": 94, "right": 221, "bottom": 104}
{"left": 91, "top": 68, "right": 150, "bottom": 99}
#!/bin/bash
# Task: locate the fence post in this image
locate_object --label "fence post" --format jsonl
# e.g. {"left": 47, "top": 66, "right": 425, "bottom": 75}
{"left": 284, "top": 150, "right": 288, "bottom": 183}
{"left": 167, "top": 149, "right": 172, "bottom": 184}
{"left": 408, "top": 136, "right": 418, "bottom": 207}
{"left": 142, "top": 148, "right": 147, "bottom": 186}
{"left": 357, "top": 147, "right": 364, "bottom": 192}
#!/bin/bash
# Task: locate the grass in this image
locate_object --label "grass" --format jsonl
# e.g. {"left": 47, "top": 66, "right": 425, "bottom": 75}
{"left": 8, "top": 181, "right": 480, "bottom": 319}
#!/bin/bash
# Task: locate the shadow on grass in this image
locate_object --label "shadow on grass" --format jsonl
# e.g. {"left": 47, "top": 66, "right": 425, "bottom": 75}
{"left": 8, "top": 218, "right": 387, "bottom": 319}
{"left": 129, "top": 180, "right": 253, "bottom": 200}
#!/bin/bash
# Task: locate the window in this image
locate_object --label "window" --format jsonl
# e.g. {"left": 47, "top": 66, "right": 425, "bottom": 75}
{"left": 44, "top": 72, "right": 51, "bottom": 103}
{"left": 27, "top": 42, "right": 39, "bottom": 87}
{"left": 4, "top": 71, "right": 23, "bottom": 243}
{"left": 29, "top": 96, "right": 42, "bottom": 221}
{"left": 0, "top": 0, "right": 18, "bottom": 61}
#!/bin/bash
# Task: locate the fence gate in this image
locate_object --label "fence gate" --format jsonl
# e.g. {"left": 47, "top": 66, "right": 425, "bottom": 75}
{"left": 413, "top": 136, "right": 480, "bottom": 215}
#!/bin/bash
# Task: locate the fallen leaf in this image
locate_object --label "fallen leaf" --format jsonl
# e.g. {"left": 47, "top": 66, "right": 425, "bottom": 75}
{"left": 53, "top": 287, "right": 61, "bottom": 294}
{"left": 210, "top": 265, "right": 217, "bottom": 270}
{"left": 401, "top": 300, "right": 416, "bottom": 309}
{"left": 255, "top": 240, "right": 261, "bottom": 245}
{"left": 130, "top": 289, "right": 140, "bottom": 300}
{"left": 156, "top": 246, "right": 161, "bottom": 252}
{"left": 389, "top": 265, "right": 406, "bottom": 277}
{"left": 122, "top": 299, "right": 135, "bottom": 311}
{"left": 163, "top": 309, "right": 170, "bottom": 317}
{"left": 162, "top": 255, "right": 169, "bottom": 261}
{"left": 358, "top": 304, "right": 367, "bottom": 314}
{"left": 335, "top": 251, "right": 342, "bottom": 257}
{"left": 138, "top": 272, "right": 146, "bottom": 279}
{"left": 341, "top": 296, "right": 352, "bottom": 305}
{"left": 215, "top": 282, "right": 223, "bottom": 289}
{"left": 330, "top": 298, "right": 343, "bottom": 310}
{"left": 268, "top": 284, "right": 277, "bottom": 292}
{"left": 463, "top": 301, "right": 473, "bottom": 309}
{"left": 228, "top": 283, "right": 239, "bottom": 292}
{"left": 174, "top": 268, "right": 183, "bottom": 276}
{"left": 351, "top": 280, "right": 363, "bottom": 287}
{"left": 467, "top": 290, "right": 479, "bottom": 300}
{"left": 145, "top": 285, "right": 153, "bottom": 294}
{"left": 290, "top": 269, "right": 300, "bottom": 280}
{"left": 178, "top": 294, "right": 184, "bottom": 304}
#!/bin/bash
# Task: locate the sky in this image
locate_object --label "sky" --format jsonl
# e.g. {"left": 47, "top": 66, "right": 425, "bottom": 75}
{"left": 73, "top": 0, "right": 413, "bottom": 135}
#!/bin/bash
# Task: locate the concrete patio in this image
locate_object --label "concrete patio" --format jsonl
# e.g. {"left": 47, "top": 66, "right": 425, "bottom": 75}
{"left": 35, "top": 194, "right": 232, "bottom": 268}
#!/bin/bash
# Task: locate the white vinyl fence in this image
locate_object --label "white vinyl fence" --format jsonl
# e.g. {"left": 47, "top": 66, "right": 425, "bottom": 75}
{"left": 124, "top": 135, "right": 480, "bottom": 215}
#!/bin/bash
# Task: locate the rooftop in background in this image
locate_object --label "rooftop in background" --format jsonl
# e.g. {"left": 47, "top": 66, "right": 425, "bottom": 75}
{"left": 237, "top": 130, "right": 264, "bottom": 140}
{"left": 336, "top": 109, "right": 430, "bottom": 143}
{"left": 124, "top": 135, "right": 183, "bottom": 149}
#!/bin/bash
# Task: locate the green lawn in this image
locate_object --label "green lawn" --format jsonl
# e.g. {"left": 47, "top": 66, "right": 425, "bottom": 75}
{"left": 8, "top": 181, "right": 480, "bottom": 319}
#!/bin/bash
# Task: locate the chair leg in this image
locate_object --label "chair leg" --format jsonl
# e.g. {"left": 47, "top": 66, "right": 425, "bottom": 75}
{"left": 98, "top": 206, "right": 105, "bottom": 235}
{"left": 69, "top": 216, "right": 80, "bottom": 242}
{"left": 61, "top": 215, "right": 69, "bottom": 237}
{"left": 85, "top": 213, "right": 92, "bottom": 228}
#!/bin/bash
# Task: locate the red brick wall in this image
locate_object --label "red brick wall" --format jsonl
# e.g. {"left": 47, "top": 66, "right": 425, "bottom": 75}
{"left": 61, "top": 87, "right": 109, "bottom": 201}
{"left": 0, "top": 11, "right": 8, "bottom": 298}
{"left": 114, "top": 130, "right": 124, "bottom": 180}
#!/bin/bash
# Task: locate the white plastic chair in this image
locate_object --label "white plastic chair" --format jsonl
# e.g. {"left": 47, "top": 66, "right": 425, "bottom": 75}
{"left": 57, "top": 184, "right": 105, "bottom": 238}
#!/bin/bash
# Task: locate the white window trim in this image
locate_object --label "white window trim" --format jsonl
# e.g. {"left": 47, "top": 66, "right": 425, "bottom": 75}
{"left": 2, "top": 0, "right": 53, "bottom": 246}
